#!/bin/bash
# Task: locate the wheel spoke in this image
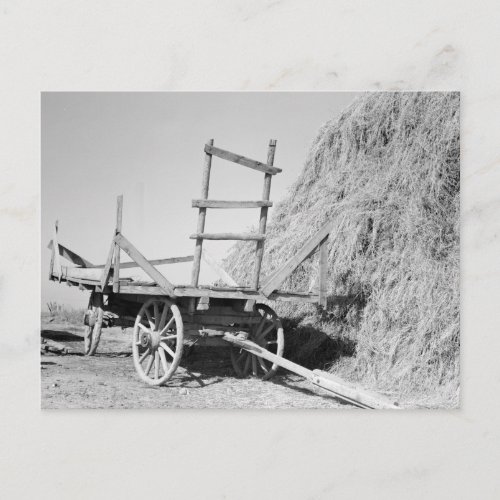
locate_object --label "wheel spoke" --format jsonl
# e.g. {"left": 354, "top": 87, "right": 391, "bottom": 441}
{"left": 236, "top": 351, "right": 246, "bottom": 365}
{"left": 145, "top": 308, "right": 155, "bottom": 330}
{"left": 258, "top": 356, "right": 269, "bottom": 373}
{"left": 139, "top": 348, "right": 151, "bottom": 363}
{"left": 153, "top": 302, "right": 160, "bottom": 330}
{"left": 256, "top": 316, "right": 267, "bottom": 334}
{"left": 144, "top": 355, "right": 154, "bottom": 376}
{"left": 154, "top": 351, "right": 160, "bottom": 379}
{"left": 161, "top": 334, "right": 177, "bottom": 341}
{"left": 244, "top": 354, "right": 251, "bottom": 373}
{"left": 158, "top": 303, "right": 169, "bottom": 331}
{"left": 257, "top": 323, "right": 275, "bottom": 341}
{"left": 158, "top": 347, "right": 169, "bottom": 373}
{"left": 137, "top": 323, "right": 150, "bottom": 334}
{"left": 160, "top": 341, "right": 176, "bottom": 359}
{"left": 159, "top": 316, "right": 175, "bottom": 336}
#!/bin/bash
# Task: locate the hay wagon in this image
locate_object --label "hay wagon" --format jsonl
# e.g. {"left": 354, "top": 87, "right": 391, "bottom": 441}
{"left": 48, "top": 140, "right": 398, "bottom": 409}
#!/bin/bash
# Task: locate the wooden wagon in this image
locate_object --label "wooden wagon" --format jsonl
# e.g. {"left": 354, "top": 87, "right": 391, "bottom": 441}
{"left": 48, "top": 140, "right": 398, "bottom": 409}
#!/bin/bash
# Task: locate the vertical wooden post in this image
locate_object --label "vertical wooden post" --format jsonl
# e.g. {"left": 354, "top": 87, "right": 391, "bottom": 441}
{"left": 112, "top": 195, "right": 123, "bottom": 293}
{"left": 49, "top": 235, "right": 55, "bottom": 281}
{"left": 318, "top": 235, "right": 329, "bottom": 308}
{"left": 191, "top": 139, "right": 214, "bottom": 288}
{"left": 253, "top": 139, "right": 276, "bottom": 289}
{"left": 52, "top": 220, "right": 62, "bottom": 281}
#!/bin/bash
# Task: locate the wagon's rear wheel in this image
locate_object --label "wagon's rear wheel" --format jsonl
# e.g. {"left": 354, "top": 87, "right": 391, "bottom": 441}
{"left": 230, "top": 303, "right": 284, "bottom": 380}
{"left": 84, "top": 292, "right": 104, "bottom": 356}
{"left": 132, "top": 298, "right": 184, "bottom": 386}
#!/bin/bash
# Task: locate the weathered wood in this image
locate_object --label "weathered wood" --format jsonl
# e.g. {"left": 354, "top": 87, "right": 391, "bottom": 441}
{"left": 205, "top": 144, "right": 282, "bottom": 175}
{"left": 201, "top": 248, "right": 239, "bottom": 287}
{"left": 318, "top": 235, "right": 328, "bottom": 308}
{"left": 47, "top": 241, "right": 94, "bottom": 267}
{"left": 185, "top": 313, "right": 261, "bottom": 325}
{"left": 91, "top": 255, "right": 193, "bottom": 269}
{"left": 62, "top": 266, "right": 120, "bottom": 281}
{"left": 113, "top": 195, "right": 123, "bottom": 293}
{"left": 48, "top": 240, "right": 55, "bottom": 280}
{"left": 191, "top": 139, "right": 214, "bottom": 287}
{"left": 41, "top": 338, "right": 69, "bottom": 355}
{"left": 196, "top": 295, "right": 210, "bottom": 311}
{"left": 109, "top": 283, "right": 320, "bottom": 301}
{"left": 115, "top": 233, "right": 177, "bottom": 296}
{"left": 190, "top": 232, "right": 265, "bottom": 241}
{"left": 253, "top": 139, "right": 276, "bottom": 289}
{"left": 100, "top": 238, "right": 115, "bottom": 289}
{"left": 52, "top": 221, "right": 62, "bottom": 280}
{"left": 223, "top": 334, "right": 399, "bottom": 409}
{"left": 259, "top": 220, "right": 335, "bottom": 297}
{"left": 192, "top": 199, "right": 273, "bottom": 209}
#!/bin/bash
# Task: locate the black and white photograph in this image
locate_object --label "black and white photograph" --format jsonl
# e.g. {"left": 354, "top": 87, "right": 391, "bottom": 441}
{"left": 41, "top": 91, "right": 460, "bottom": 409}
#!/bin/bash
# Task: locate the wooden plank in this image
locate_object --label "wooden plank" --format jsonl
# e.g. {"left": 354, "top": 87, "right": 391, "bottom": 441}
{"left": 201, "top": 248, "right": 239, "bottom": 287}
{"left": 253, "top": 139, "right": 277, "bottom": 289}
{"left": 115, "top": 233, "right": 177, "bottom": 296}
{"left": 173, "top": 286, "right": 320, "bottom": 302}
{"left": 190, "top": 232, "right": 265, "bottom": 241}
{"left": 113, "top": 195, "right": 123, "bottom": 293}
{"left": 90, "top": 255, "right": 193, "bottom": 269}
{"left": 222, "top": 334, "right": 399, "bottom": 409}
{"left": 186, "top": 314, "right": 261, "bottom": 325}
{"left": 191, "top": 139, "right": 214, "bottom": 288}
{"left": 205, "top": 144, "right": 282, "bottom": 175}
{"left": 192, "top": 199, "right": 273, "bottom": 209}
{"left": 47, "top": 241, "right": 94, "bottom": 267}
{"left": 100, "top": 238, "right": 115, "bottom": 289}
{"left": 318, "top": 235, "right": 328, "bottom": 308}
{"left": 48, "top": 240, "right": 55, "bottom": 280}
{"left": 259, "top": 219, "right": 335, "bottom": 297}
{"left": 52, "top": 221, "right": 62, "bottom": 280}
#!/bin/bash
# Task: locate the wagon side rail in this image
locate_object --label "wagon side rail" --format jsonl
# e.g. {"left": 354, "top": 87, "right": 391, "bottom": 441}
{"left": 94, "top": 195, "right": 240, "bottom": 293}
{"left": 259, "top": 219, "right": 334, "bottom": 306}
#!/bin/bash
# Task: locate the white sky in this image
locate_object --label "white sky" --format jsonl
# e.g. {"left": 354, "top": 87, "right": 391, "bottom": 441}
{"left": 42, "top": 92, "right": 359, "bottom": 308}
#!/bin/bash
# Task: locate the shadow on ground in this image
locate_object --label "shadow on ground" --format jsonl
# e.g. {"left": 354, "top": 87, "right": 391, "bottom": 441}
{"left": 41, "top": 329, "right": 84, "bottom": 343}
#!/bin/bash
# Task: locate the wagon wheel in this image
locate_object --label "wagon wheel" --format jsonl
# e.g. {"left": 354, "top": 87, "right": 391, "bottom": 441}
{"left": 84, "top": 292, "right": 104, "bottom": 356}
{"left": 132, "top": 298, "right": 184, "bottom": 386}
{"left": 230, "top": 303, "right": 284, "bottom": 380}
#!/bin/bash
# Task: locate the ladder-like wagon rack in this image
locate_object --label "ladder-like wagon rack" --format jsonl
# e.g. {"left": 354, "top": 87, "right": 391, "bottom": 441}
{"left": 48, "top": 139, "right": 399, "bottom": 409}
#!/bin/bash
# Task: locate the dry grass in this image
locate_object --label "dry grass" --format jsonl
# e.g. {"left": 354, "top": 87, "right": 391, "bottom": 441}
{"left": 225, "top": 92, "right": 460, "bottom": 408}
{"left": 43, "top": 301, "right": 86, "bottom": 326}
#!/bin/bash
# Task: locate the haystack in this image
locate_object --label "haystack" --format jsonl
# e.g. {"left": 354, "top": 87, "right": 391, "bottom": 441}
{"left": 225, "top": 92, "right": 460, "bottom": 407}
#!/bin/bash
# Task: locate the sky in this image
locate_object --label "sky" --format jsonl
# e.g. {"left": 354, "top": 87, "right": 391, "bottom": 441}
{"left": 42, "top": 92, "right": 359, "bottom": 308}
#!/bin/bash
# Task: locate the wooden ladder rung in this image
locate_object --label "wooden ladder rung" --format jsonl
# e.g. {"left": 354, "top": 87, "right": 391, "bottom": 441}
{"left": 204, "top": 144, "right": 282, "bottom": 175}
{"left": 192, "top": 200, "right": 273, "bottom": 209}
{"left": 190, "top": 232, "right": 266, "bottom": 241}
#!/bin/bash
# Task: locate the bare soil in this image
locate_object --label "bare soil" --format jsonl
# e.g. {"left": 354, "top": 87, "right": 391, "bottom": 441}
{"left": 41, "top": 321, "right": 352, "bottom": 409}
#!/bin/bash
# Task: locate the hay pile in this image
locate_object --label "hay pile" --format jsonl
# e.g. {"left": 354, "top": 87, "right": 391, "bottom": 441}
{"left": 225, "top": 92, "right": 460, "bottom": 407}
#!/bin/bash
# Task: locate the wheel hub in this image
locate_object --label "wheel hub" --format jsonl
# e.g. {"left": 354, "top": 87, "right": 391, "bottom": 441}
{"left": 140, "top": 332, "right": 151, "bottom": 348}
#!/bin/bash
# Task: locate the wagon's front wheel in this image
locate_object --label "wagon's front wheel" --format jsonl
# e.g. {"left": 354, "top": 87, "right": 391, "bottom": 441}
{"left": 230, "top": 303, "right": 284, "bottom": 380}
{"left": 132, "top": 298, "right": 184, "bottom": 386}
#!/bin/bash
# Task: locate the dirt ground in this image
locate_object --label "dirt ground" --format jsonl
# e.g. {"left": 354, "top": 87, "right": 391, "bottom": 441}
{"left": 41, "top": 321, "right": 353, "bottom": 409}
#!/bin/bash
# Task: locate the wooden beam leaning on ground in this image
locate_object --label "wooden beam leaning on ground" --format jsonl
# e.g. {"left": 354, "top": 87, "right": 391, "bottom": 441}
{"left": 222, "top": 333, "right": 400, "bottom": 410}
{"left": 259, "top": 220, "right": 335, "bottom": 297}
